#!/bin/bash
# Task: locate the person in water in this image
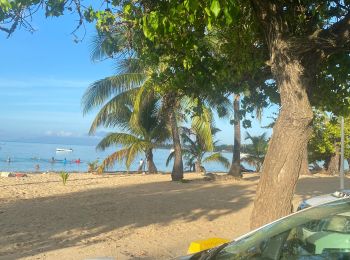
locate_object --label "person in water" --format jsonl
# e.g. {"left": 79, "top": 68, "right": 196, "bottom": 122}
{"left": 51, "top": 157, "right": 55, "bottom": 163}
{"left": 6, "top": 157, "right": 11, "bottom": 163}
{"left": 63, "top": 158, "right": 67, "bottom": 164}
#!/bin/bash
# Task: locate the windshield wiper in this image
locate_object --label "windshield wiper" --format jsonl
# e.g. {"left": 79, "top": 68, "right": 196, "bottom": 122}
{"left": 191, "top": 242, "right": 228, "bottom": 260}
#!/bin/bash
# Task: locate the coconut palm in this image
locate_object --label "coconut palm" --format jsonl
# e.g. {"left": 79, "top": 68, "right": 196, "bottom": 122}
{"left": 167, "top": 124, "right": 230, "bottom": 173}
{"left": 95, "top": 90, "right": 169, "bottom": 173}
{"left": 242, "top": 132, "right": 269, "bottom": 172}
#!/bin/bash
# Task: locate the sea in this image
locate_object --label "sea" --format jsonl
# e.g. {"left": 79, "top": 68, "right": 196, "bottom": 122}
{"left": 0, "top": 141, "right": 246, "bottom": 173}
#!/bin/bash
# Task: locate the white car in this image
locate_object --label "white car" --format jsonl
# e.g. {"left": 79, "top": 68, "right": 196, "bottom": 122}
{"left": 178, "top": 197, "right": 350, "bottom": 259}
{"left": 297, "top": 190, "right": 350, "bottom": 210}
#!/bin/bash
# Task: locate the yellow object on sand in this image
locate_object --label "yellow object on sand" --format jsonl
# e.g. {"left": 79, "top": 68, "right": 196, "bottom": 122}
{"left": 187, "top": 237, "right": 230, "bottom": 254}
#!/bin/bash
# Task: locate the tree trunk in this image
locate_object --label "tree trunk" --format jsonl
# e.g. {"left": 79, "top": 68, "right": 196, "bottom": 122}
{"left": 326, "top": 146, "right": 340, "bottom": 176}
{"left": 145, "top": 149, "right": 157, "bottom": 174}
{"left": 228, "top": 94, "right": 242, "bottom": 178}
{"left": 250, "top": 39, "right": 314, "bottom": 229}
{"left": 169, "top": 107, "right": 184, "bottom": 180}
{"left": 195, "top": 160, "right": 202, "bottom": 173}
{"left": 347, "top": 159, "right": 350, "bottom": 172}
{"left": 163, "top": 91, "right": 184, "bottom": 181}
{"left": 300, "top": 147, "right": 312, "bottom": 176}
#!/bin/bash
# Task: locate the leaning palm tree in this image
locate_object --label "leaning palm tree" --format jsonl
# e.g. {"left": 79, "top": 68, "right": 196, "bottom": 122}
{"left": 242, "top": 132, "right": 269, "bottom": 172}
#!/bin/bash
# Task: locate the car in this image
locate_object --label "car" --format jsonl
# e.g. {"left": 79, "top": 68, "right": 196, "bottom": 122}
{"left": 177, "top": 197, "right": 350, "bottom": 259}
{"left": 297, "top": 190, "right": 350, "bottom": 210}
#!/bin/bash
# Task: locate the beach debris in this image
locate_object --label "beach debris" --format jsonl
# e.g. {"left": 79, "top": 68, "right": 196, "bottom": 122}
{"left": 0, "top": 172, "right": 15, "bottom": 177}
{"left": 15, "top": 173, "right": 28, "bottom": 178}
{"left": 59, "top": 171, "right": 70, "bottom": 185}
{"left": 0, "top": 172, "right": 27, "bottom": 177}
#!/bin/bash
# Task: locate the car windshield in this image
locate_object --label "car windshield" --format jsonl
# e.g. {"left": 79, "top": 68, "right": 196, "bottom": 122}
{"left": 215, "top": 199, "right": 350, "bottom": 259}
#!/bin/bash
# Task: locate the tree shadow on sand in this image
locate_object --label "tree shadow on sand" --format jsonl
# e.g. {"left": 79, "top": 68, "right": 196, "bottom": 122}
{"left": 0, "top": 179, "right": 254, "bottom": 259}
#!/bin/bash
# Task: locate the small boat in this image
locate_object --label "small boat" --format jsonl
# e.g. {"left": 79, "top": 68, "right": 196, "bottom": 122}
{"left": 56, "top": 148, "right": 73, "bottom": 152}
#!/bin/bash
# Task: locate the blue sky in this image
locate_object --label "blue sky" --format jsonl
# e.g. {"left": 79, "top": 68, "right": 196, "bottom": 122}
{"left": 0, "top": 9, "right": 276, "bottom": 145}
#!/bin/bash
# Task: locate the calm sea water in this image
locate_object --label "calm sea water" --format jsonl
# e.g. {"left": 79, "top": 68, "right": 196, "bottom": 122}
{"left": 0, "top": 141, "right": 243, "bottom": 173}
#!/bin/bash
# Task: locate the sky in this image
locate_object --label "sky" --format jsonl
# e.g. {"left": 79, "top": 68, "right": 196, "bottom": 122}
{"left": 0, "top": 8, "right": 277, "bottom": 145}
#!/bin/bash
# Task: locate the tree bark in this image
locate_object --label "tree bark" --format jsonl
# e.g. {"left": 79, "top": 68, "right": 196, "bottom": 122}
{"left": 163, "top": 91, "right": 184, "bottom": 181}
{"left": 228, "top": 94, "right": 243, "bottom": 178}
{"left": 169, "top": 107, "right": 184, "bottom": 180}
{"left": 250, "top": 39, "right": 314, "bottom": 229}
{"left": 300, "top": 147, "right": 312, "bottom": 176}
{"left": 145, "top": 149, "right": 157, "bottom": 174}
{"left": 326, "top": 145, "right": 340, "bottom": 176}
{"left": 195, "top": 161, "right": 202, "bottom": 173}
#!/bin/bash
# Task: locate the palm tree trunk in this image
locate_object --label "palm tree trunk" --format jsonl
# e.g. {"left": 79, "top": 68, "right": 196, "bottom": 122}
{"left": 228, "top": 94, "right": 242, "bottom": 178}
{"left": 170, "top": 107, "right": 184, "bottom": 180}
{"left": 145, "top": 148, "right": 157, "bottom": 174}
{"left": 163, "top": 91, "right": 183, "bottom": 180}
{"left": 195, "top": 160, "right": 202, "bottom": 173}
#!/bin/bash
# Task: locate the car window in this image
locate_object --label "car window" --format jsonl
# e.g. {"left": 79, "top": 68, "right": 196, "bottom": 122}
{"left": 215, "top": 200, "right": 350, "bottom": 260}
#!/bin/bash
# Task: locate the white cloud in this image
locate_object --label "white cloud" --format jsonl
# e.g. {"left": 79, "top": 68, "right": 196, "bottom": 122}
{"left": 45, "top": 130, "right": 75, "bottom": 137}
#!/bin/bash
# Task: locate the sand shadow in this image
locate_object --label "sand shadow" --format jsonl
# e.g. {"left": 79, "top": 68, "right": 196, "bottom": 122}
{"left": 0, "top": 179, "right": 254, "bottom": 259}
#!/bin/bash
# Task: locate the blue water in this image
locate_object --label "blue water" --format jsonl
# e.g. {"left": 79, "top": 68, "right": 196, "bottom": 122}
{"left": 0, "top": 141, "right": 240, "bottom": 173}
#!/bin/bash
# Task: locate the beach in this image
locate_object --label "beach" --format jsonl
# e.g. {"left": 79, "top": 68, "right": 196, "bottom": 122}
{"left": 0, "top": 172, "right": 349, "bottom": 260}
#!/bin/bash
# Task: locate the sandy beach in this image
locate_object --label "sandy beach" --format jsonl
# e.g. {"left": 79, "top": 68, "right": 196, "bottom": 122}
{"left": 0, "top": 172, "right": 349, "bottom": 260}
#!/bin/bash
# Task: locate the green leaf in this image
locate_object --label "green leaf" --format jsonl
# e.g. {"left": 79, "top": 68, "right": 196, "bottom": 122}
{"left": 210, "top": 0, "right": 221, "bottom": 18}
{"left": 124, "top": 4, "right": 131, "bottom": 15}
{"left": 0, "top": 0, "right": 11, "bottom": 10}
{"left": 184, "top": 0, "right": 199, "bottom": 12}
{"left": 223, "top": 7, "right": 232, "bottom": 25}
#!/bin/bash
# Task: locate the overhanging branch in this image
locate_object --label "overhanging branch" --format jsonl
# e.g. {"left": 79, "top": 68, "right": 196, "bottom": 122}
{"left": 313, "top": 11, "right": 350, "bottom": 54}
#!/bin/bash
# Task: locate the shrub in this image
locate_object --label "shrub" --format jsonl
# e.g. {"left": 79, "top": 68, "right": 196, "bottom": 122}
{"left": 60, "top": 172, "right": 69, "bottom": 185}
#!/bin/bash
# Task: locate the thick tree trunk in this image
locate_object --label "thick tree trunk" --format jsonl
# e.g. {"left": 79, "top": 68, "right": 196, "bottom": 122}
{"left": 169, "top": 107, "right": 184, "bottom": 180}
{"left": 326, "top": 146, "right": 340, "bottom": 175}
{"left": 300, "top": 147, "right": 312, "bottom": 176}
{"left": 145, "top": 149, "right": 157, "bottom": 174}
{"left": 250, "top": 40, "right": 314, "bottom": 229}
{"left": 228, "top": 94, "right": 242, "bottom": 178}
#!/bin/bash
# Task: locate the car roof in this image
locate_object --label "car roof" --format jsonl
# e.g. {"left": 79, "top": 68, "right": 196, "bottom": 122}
{"left": 304, "top": 190, "right": 350, "bottom": 207}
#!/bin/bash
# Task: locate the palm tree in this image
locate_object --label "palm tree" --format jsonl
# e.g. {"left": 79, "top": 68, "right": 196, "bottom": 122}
{"left": 95, "top": 90, "right": 169, "bottom": 173}
{"left": 228, "top": 93, "right": 242, "bottom": 177}
{"left": 167, "top": 123, "right": 230, "bottom": 173}
{"left": 88, "top": 31, "right": 187, "bottom": 179}
{"left": 242, "top": 132, "right": 269, "bottom": 172}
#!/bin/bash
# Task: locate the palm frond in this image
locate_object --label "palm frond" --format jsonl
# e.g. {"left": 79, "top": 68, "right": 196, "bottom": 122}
{"left": 116, "top": 58, "right": 144, "bottom": 74}
{"left": 82, "top": 73, "right": 146, "bottom": 114}
{"left": 97, "top": 132, "right": 146, "bottom": 151}
{"left": 125, "top": 143, "right": 143, "bottom": 170}
{"left": 88, "top": 89, "right": 137, "bottom": 134}
{"left": 203, "top": 152, "right": 231, "bottom": 169}
{"left": 166, "top": 151, "right": 175, "bottom": 167}
{"left": 191, "top": 105, "right": 214, "bottom": 151}
{"left": 100, "top": 148, "right": 130, "bottom": 170}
